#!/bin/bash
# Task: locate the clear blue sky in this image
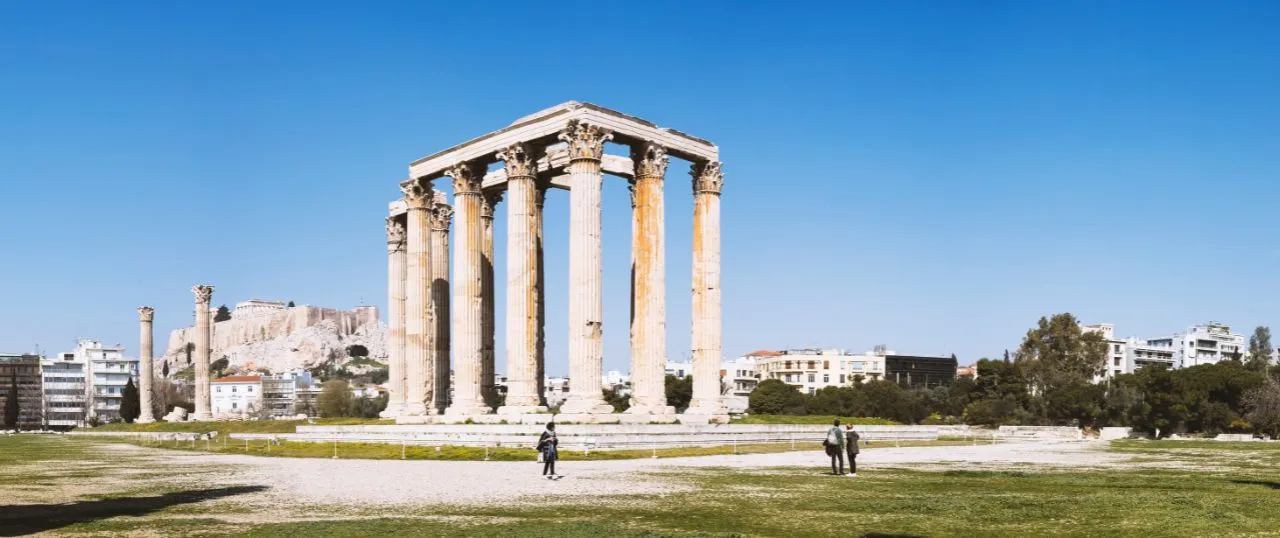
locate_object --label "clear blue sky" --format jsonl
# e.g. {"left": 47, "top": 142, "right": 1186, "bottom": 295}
{"left": 2, "top": 1, "right": 1277, "bottom": 373}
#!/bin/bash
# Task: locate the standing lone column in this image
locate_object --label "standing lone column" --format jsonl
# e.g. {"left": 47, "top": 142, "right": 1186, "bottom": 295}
{"left": 381, "top": 216, "right": 408, "bottom": 418}
{"left": 480, "top": 190, "right": 501, "bottom": 409}
{"left": 400, "top": 180, "right": 433, "bottom": 417}
{"left": 627, "top": 142, "right": 675, "bottom": 417}
{"left": 686, "top": 161, "right": 727, "bottom": 419}
{"left": 535, "top": 184, "right": 548, "bottom": 405}
{"left": 191, "top": 285, "right": 214, "bottom": 421}
{"left": 446, "top": 161, "right": 490, "bottom": 415}
{"left": 497, "top": 143, "right": 546, "bottom": 413}
{"left": 559, "top": 120, "right": 615, "bottom": 415}
{"left": 136, "top": 306, "right": 157, "bottom": 423}
{"left": 429, "top": 192, "right": 453, "bottom": 414}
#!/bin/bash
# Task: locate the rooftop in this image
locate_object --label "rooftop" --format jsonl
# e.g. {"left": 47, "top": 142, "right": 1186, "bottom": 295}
{"left": 212, "top": 376, "right": 262, "bottom": 384}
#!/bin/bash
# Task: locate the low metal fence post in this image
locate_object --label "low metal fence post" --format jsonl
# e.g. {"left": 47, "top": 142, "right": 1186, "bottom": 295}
{"left": 402, "top": 440, "right": 406, "bottom": 460}
{"left": 332, "top": 439, "right": 338, "bottom": 459}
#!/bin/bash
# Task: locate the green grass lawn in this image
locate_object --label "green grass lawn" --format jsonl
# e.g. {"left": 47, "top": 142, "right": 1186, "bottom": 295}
{"left": 4, "top": 435, "right": 1280, "bottom": 537}
{"left": 85, "top": 417, "right": 393, "bottom": 437}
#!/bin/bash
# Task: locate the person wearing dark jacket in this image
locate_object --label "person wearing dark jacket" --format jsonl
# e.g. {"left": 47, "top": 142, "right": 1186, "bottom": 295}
{"left": 537, "top": 422, "right": 559, "bottom": 478}
{"left": 823, "top": 419, "right": 845, "bottom": 475}
{"left": 844, "top": 424, "right": 860, "bottom": 477}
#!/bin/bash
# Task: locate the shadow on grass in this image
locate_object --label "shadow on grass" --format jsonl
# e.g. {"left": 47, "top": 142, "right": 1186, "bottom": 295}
{"left": 1231, "top": 479, "right": 1280, "bottom": 489}
{"left": 0, "top": 485, "right": 268, "bottom": 536}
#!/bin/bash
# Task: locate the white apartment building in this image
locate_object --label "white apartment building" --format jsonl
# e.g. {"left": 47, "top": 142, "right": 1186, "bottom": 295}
{"left": 1086, "top": 322, "right": 1245, "bottom": 381}
{"left": 261, "top": 371, "right": 314, "bottom": 418}
{"left": 41, "top": 352, "right": 87, "bottom": 429}
{"left": 212, "top": 375, "right": 263, "bottom": 418}
{"left": 754, "top": 348, "right": 887, "bottom": 395}
{"left": 57, "top": 339, "right": 139, "bottom": 423}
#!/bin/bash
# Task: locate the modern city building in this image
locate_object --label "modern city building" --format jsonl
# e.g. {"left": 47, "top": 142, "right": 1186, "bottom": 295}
{"left": 41, "top": 352, "right": 87, "bottom": 429}
{"left": 754, "top": 348, "right": 888, "bottom": 395}
{"left": 0, "top": 353, "right": 44, "bottom": 429}
{"left": 56, "top": 340, "right": 139, "bottom": 423}
{"left": 261, "top": 371, "right": 315, "bottom": 419}
{"left": 211, "top": 375, "right": 263, "bottom": 418}
{"left": 1087, "top": 322, "right": 1245, "bottom": 380}
{"left": 884, "top": 355, "right": 958, "bottom": 388}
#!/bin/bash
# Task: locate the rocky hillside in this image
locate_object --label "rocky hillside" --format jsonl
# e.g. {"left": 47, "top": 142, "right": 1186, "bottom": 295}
{"left": 159, "top": 301, "right": 386, "bottom": 376}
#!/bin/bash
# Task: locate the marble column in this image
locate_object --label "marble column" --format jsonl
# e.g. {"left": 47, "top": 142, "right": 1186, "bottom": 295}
{"left": 136, "top": 306, "right": 156, "bottom": 423}
{"left": 686, "top": 161, "right": 726, "bottom": 417}
{"left": 446, "top": 161, "right": 490, "bottom": 415}
{"left": 627, "top": 143, "right": 674, "bottom": 416}
{"left": 429, "top": 192, "right": 453, "bottom": 414}
{"left": 380, "top": 216, "right": 408, "bottom": 418}
{"left": 534, "top": 184, "right": 547, "bottom": 405}
{"left": 497, "top": 143, "right": 545, "bottom": 413}
{"left": 400, "top": 180, "right": 433, "bottom": 417}
{"left": 559, "top": 120, "right": 614, "bottom": 415}
{"left": 480, "top": 189, "right": 501, "bottom": 409}
{"left": 191, "top": 285, "right": 214, "bottom": 421}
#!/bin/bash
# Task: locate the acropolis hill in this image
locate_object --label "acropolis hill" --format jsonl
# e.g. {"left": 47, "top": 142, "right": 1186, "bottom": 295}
{"left": 161, "top": 299, "right": 386, "bottom": 374}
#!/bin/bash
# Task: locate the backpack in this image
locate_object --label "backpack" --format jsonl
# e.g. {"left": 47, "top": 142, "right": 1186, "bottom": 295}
{"left": 825, "top": 429, "right": 838, "bottom": 445}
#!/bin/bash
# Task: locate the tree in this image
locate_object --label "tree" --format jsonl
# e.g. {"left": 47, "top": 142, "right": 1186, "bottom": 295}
{"left": 185, "top": 342, "right": 194, "bottom": 365}
{"left": 1016, "top": 313, "right": 1107, "bottom": 393}
{"left": 349, "top": 392, "right": 387, "bottom": 418}
{"left": 4, "top": 374, "right": 18, "bottom": 430}
{"left": 210, "top": 357, "right": 230, "bottom": 378}
{"left": 603, "top": 387, "right": 630, "bottom": 412}
{"left": 665, "top": 375, "right": 693, "bottom": 411}
{"left": 1246, "top": 326, "right": 1273, "bottom": 372}
{"left": 214, "top": 305, "right": 232, "bottom": 322}
{"left": 119, "top": 378, "right": 140, "bottom": 423}
{"left": 162, "top": 360, "right": 170, "bottom": 378}
{"left": 747, "top": 379, "right": 805, "bottom": 415}
{"left": 346, "top": 345, "right": 369, "bottom": 358}
{"left": 317, "top": 380, "right": 353, "bottom": 418}
{"left": 1244, "top": 377, "right": 1280, "bottom": 439}
{"left": 287, "top": 301, "right": 295, "bottom": 308}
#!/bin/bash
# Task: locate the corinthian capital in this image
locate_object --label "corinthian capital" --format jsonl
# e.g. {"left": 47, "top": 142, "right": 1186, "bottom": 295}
{"left": 691, "top": 161, "right": 723, "bottom": 195}
{"left": 137, "top": 306, "right": 155, "bottom": 322}
{"left": 445, "top": 161, "right": 485, "bottom": 196}
{"left": 558, "top": 119, "right": 612, "bottom": 161}
{"left": 192, "top": 285, "right": 214, "bottom": 305}
{"left": 386, "top": 217, "right": 406, "bottom": 247}
{"left": 481, "top": 190, "right": 503, "bottom": 220}
{"left": 430, "top": 200, "right": 454, "bottom": 232}
{"left": 400, "top": 178, "right": 433, "bottom": 209}
{"left": 631, "top": 142, "right": 668, "bottom": 179}
{"left": 497, "top": 143, "right": 541, "bottom": 179}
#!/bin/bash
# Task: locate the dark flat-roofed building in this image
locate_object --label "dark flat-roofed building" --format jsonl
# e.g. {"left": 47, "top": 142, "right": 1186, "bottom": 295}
{"left": 885, "top": 354, "right": 957, "bottom": 388}
{"left": 0, "top": 353, "right": 45, "bottom": 429}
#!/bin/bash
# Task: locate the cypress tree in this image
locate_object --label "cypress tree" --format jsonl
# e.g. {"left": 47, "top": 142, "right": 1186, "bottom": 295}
{"left": 120, "top": 378, "right": 140, "bottom": 423}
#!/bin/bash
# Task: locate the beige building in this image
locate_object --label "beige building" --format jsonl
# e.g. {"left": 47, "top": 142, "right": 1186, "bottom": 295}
{"left": 755, "top": 348, "right": 886, "bottom": 395}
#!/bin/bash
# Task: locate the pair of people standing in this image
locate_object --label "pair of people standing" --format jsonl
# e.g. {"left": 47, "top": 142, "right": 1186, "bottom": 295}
{"left": 823, "top": 419, "right": 860, "bottom": 476}
{"left": 537, "top": 422, "right": 559, "bottom": 479}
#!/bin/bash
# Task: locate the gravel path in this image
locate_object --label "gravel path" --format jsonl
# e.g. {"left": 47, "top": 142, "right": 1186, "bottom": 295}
{"left": 161, "top": 440, "right": 1129, "bottom": 507}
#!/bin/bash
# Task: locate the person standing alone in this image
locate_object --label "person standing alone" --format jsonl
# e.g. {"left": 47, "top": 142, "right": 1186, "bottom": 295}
{"left": 538, "top": 422, "right": 559, "bottom": 479}
{"left": 844, "top": 424, "right": 860, "bottom": 477}
{"left": 824, "top": 419, "right": 845, "bottom": 475}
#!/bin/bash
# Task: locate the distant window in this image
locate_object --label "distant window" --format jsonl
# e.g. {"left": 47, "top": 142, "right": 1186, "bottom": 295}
{"left": 823, "top": 361, "right": 829, "bottom": 370}
{"left": 808, "top": 388, "right": 815, "bottom": 395}
{"left": 840, "top": 375, "right": 845, "bottom": 384}
{"left": 1114, "top": 358, "right": 1121, "bottom": 366}
{"left": 216, "top": 386, "right": 221, "bottom": 393}
{"left": 808, "top": 361, "right": 816, "bottom": 370}
{"left": 248, "top": 386, "right": 254, "bottom": 393}
{"left": 823, "top": 374, "right": 829, "bottom": 383}
{"left": 232, "top": 386, "right": 237, "bottom": 393}
{"left": 232, "top": 402, "right": 237, "bottom": 409}
{"left": 808, "top": 374, "right": 815, "bottom": 382}
{"left": 785, "top": 361, "right": 791, "bottom": 369}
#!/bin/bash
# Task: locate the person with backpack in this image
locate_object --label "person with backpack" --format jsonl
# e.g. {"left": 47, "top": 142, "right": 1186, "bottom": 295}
{"left": 844, "top": 423, "right": 861, "bottom": 477}
{"left": 537, "top": 422, "right": 559, "bottom": 479}
{"left": 823, "top": 418, "right": 845, "bottom": 475}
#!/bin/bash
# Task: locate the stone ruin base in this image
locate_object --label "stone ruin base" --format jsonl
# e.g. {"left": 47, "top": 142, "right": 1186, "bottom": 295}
{"left": 394, "top": 412, "right": 727, "bottom": 426}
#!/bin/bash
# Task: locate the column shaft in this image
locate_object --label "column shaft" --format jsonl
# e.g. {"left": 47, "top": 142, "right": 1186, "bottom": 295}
{"left": 480, "top": 191, "right": 500, "bottom": 409}
{"left": 401, "top": 181, "right": 433, "bottom": 417}
{"left": 535, "top": 185, "right": 547, "bottom": 405}
{"left": 687, "top": 161, "right": 726, "bottom": 417}
{"left": 191, "top": 285, "right": 214, "bottom": 421}
{"left": 446, "top": 162, "right": 490, "bottom": 415}
{"left": 497, "top": 144, "right": 544, "bottom": 412}
{"left": 628, "top": 143, "right": 673, "bottom": 415}
{"left": 429, "top": 192, "right": 452, "bottom": 414}
{"left": 137, "top": 306, "right": 156, "bottom": 423}
{"left": 559, "top": 120, "right": 613, "bottom": 415}
{"left": 381, "top": 216, "right": 408, "bottom": 418}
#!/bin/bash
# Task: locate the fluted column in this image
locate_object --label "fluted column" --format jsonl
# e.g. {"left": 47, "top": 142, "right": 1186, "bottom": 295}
{"left": 137, "top": 306, "right": 156, "bottom": 423}
{"left": 686, "top": 161, "right": 726, "bottom": 417}
{"left": 480, "top": 190, "right": 501, "bottom": 409}
{"left": 497, "top": 143, "right": 546, "bottom": 412}
{"left": 535, "top": 184, "right": 547, "bottom": 405}
{"left": 429, "top": 192, "right": 453, "bottom": 414}
{"left": 559, "top": 120, "right": 614, "bottom": 415}
{"left": 446, "top": 161, "right": 490, "bottom": 415}
{"left": 627, "top": 143, "right": 674, "bottom": 416}
{"left": 400, "top": 180, "right": 433, "bottom": 417}
{"left": 191, "top": 285, "right": 214, "bottom": 421}
{"left": 381, "top": 216, "right": 408, "bottom": 418}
